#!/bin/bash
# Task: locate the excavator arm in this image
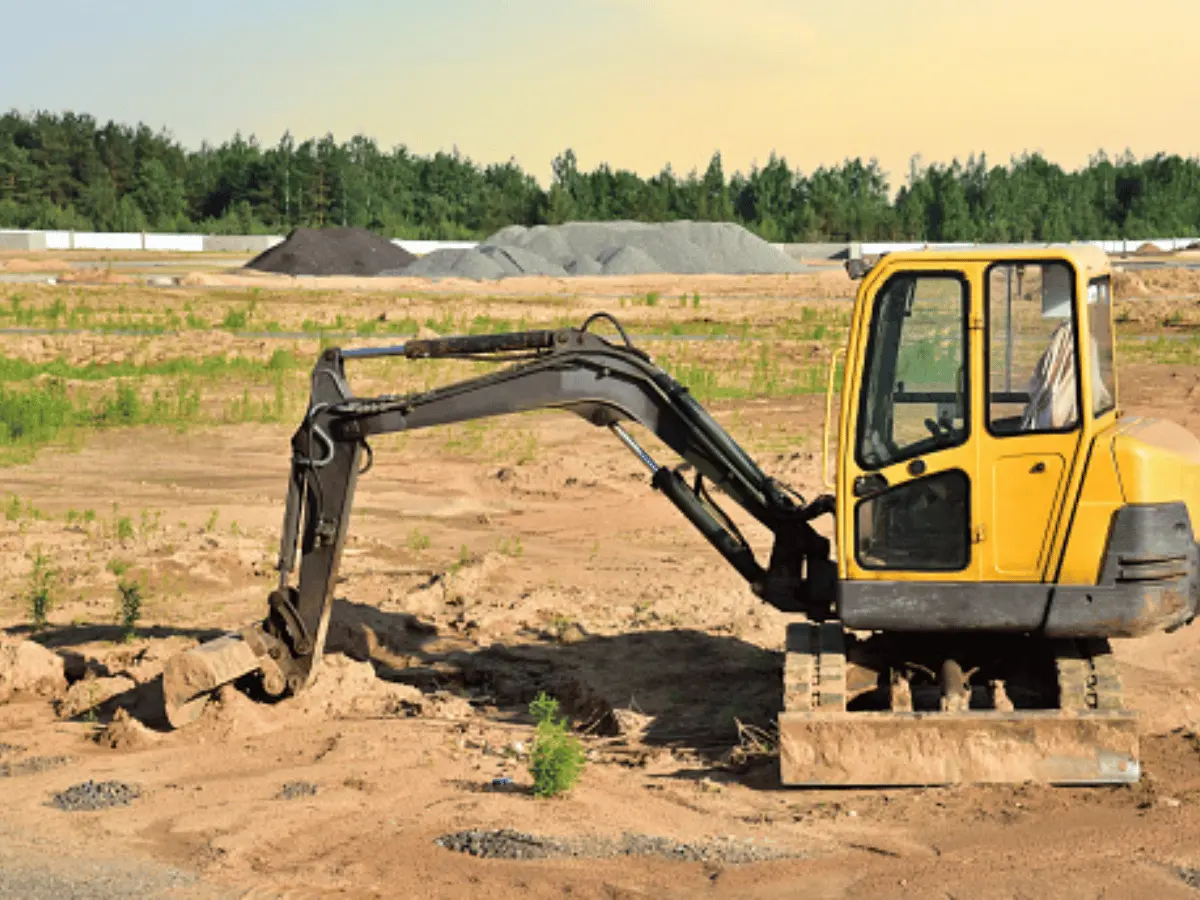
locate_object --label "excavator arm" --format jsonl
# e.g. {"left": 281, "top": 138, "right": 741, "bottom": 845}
{"left": 163, "top": 316, "right": 836, "bottom": 726}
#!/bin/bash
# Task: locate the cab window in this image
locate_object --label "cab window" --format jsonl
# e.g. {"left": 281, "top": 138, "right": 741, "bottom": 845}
{"left": 856, "top": 274, "right": 968, "bottom": 470}
{"left": 986, "top": 262, "right": 1080, "bottom": 435}
{"left": 1088, "top": 277, "right": 1116, "bottom": 416}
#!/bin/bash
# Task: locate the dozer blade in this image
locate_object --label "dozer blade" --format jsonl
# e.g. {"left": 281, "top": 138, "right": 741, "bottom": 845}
{"left": 778, "top": 621, "right": 1141, "bottom": 787}
{"left": 778, "top": 710, "right": 1140, "bottom": 787}
{"left": 162, "top": 630, "right": 277, "bottom": 728}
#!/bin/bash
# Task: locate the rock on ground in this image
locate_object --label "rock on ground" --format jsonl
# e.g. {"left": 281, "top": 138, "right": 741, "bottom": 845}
{"left": 0, "top": 639, "right": 66, "bottom": 700}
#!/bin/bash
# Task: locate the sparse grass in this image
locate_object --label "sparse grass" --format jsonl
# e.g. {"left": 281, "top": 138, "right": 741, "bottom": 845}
{"left": 23, "top": 548, "right": 55, "bottom": 632}
{"left": 497, "top": 535, "right": 523, "bottom": 558}
{"left": 406, "top": 528, "right": 432, "bottom": 552}
{"left": 528, "top": 692, "right": 586, "bottom": 798}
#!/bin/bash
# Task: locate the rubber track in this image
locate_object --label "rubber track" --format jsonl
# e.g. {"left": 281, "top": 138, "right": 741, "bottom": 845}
{"left": 783, "top": 622, "right": 846, "bottom": 713}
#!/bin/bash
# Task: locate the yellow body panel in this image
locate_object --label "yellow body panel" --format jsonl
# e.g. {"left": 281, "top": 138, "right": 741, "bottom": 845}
{"left": 837, "top": 244, "right": 1129, "bottom": 586}
{"left": 991, "top": 452, "right": 1066, "bottom": 576}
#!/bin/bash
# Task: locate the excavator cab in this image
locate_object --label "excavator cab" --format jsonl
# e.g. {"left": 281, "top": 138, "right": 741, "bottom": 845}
{"left": 774, "top": 246, "right": 1200, "bottom": 785}
{"left": 163, "top": 246, "right": 1200, "bottom": 788}
{"left": 834, "top": 247, "right": 1198, "bottom": 635}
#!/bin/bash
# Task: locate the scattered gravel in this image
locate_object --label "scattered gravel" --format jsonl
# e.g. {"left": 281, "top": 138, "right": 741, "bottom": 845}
{"left": 1180, "top": 867, "right": 1200, "bottom": 888}
{"left": 388, "top": 220, "right": 804, "bottom": 280}
{"left": 1, "top": 756, "right": 71, "bottom": 778}
{"left": 278, "top": 781, "right": 319, "bottom": 800}
{"left": 435, "top": 828, "right": 802, "bottom": 864}
{"left": 0, "top": 742, "right": 23, "bottom": 757}
{"left": 51, "top": 780, "right": 142, "bottom": 812}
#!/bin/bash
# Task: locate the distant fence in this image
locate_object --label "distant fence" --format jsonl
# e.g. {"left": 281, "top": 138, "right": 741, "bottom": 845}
{"left": 0, "top": 230, "right": 478, "bottom": 256}
{"left": 0, "top": 229, "right": 1196, "bottom": 260}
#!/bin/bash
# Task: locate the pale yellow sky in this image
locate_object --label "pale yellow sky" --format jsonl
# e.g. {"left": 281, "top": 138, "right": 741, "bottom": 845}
{"left": 7, "top": 0, "right": 1199, "bottom": 185}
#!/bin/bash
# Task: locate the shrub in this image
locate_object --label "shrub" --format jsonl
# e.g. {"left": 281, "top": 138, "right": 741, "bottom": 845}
{"left": 115, "top": 576, "right": 143, "bottom": 642}
{"left": 528, "top": 692, "right": 585, "bottom": 798}
{"left": 24, "top": 548, "right": 55, "bottom": 632}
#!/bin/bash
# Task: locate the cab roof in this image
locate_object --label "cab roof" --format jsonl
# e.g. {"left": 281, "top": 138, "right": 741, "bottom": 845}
{"left": 871, "top": 244, "right": 1111, "bottom": 280}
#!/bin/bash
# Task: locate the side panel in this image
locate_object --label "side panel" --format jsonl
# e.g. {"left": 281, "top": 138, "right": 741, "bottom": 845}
{"left": 992, "top": 453, "right": 1066, "bottom": 576}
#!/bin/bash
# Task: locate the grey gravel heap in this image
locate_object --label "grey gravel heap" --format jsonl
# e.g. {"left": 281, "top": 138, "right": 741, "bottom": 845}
{"left": 435, "top": 828, "right": 803, "bottom": 864}
{"left": 51, "top": 780, "right": 142, "bottom": 811}
{"left": 389, "top": 220, "right": 804, "bottom": 280}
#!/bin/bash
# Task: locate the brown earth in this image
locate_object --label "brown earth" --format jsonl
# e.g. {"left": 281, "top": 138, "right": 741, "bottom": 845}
{"left": 1, "top": 273, "right": 1200, "bottom": 898}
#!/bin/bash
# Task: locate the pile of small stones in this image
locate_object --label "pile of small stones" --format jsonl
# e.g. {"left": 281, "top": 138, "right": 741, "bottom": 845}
{"left": 435, "top": 828, "right": 802, "bottom": 865}
{"left": 51, "top": 780, "right": 142, "bottom": 811}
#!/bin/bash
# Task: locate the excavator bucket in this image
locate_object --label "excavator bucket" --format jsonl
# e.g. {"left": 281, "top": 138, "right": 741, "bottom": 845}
{"left": 162, "top": 629, "right": 282, "bottom": 728}
{"left": 777, "top": 623, "right": 1141, "bottom": 787}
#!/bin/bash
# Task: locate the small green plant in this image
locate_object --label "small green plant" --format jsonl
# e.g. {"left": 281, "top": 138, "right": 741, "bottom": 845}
{"left": 106, "top": 558, "right": 130, "bottom": 577}
{"left": 498, "top": 535, "right": 523, "bottom": 558}
{"left": 528, "top": 692, "right": 585, "bottom": 798}
{"left": 204, "top": 508, "right": 219, "bottom": 533}
{"left": 140, "top": 508, "right": 161, "bottom": 537}
{"left": 24, "top": 548, "right": 55, "bottom": 632}
{"left": 115, "top": 575, "right": 143, "bottom": 643}
{"left": 406, "top": 528, "right": 431, "bottom": 552}
{"left": 114, "top": 515, "right": 134, "bottom": 543}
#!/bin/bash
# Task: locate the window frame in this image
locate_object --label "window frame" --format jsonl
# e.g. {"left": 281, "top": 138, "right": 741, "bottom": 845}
{"left": 983, "top": 259, "right": 1083, "bottom": 439}
{"left": 854, "top": 467, "right": 973, "bottom": 572}
{"left": 854, "top": 270, "right": 971, "bottom": 473}
{"left": 1088, "top": 275, "right": 1117, "bottom": 418}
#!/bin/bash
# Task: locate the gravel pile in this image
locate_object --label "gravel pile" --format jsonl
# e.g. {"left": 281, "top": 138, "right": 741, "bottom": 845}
{"left": 1, "top": 755, "right": 71, "bottom": 778}
{"left": 435, "top": 828, "right": 801, "bottom": 864}
{"left": 51, "top": 780, "right": 142, "bottom": 812}
{"left": 390, "top": 221, "right": 803, "bottom": 280}
{"left": 277, "top": 781, "right": 318, "bottom": 800}
{"left": 245, "top": 227, "right": 416, "bottom": 276}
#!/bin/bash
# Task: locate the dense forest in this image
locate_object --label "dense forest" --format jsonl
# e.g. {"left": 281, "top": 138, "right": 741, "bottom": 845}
{"left": 2, "top": 111, "right": 1199, "bottom": 242}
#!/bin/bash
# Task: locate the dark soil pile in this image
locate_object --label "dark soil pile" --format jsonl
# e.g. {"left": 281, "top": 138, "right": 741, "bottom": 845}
{"left": 245, "top": 228, "right": 416, "bottom": 276}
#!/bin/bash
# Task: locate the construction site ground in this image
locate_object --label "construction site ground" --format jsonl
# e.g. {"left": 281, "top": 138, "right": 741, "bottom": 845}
{"left": 2, "top": 259, "right": 1200, "bottom": 898}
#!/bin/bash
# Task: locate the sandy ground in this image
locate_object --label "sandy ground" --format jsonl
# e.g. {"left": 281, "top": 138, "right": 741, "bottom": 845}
{"left": 1, "top": 270, "right": 1200, "bottom": 898}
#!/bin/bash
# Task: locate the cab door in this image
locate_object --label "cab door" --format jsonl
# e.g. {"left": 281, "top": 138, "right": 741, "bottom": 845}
{"left": 978, "top": 260, "right": 1083, "bottom": 580}
{"left": 839, "top": 266, "right": 982, "bottom": 585}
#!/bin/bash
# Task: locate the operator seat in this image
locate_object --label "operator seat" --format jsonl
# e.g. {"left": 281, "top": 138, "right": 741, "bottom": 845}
{"left": 1022, "top": 322, "right": 1077, "bottom": 431}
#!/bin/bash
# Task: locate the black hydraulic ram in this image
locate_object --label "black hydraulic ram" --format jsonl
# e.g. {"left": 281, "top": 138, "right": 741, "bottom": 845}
{"left": 267, "top": 319, "right": 835, "bottom": 691}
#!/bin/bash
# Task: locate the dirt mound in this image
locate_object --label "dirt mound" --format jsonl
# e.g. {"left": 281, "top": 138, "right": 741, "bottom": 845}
{"left": 245, "top": 228, "right": 416, "bottom": 276}
{"left": 1135, "top": 242, "right": 1166, "bottom": 256}
{"left": 0, "top": 257, "right": 70, "bottom": 273}
{"left": 95, "top": 707, "right": 158, "bottom": 751}
{"left": 0, "top": 639, "right": 65, "bottom": 700}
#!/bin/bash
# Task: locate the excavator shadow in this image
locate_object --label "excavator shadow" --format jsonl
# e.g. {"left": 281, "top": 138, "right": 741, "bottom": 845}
{"left": 328, "top": 598, "right": 784, "bottom": 772}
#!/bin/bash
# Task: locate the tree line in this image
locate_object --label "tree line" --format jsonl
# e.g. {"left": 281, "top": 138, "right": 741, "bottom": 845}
{"left": 1, "top": 111, "right": 1198, "bottom": 242}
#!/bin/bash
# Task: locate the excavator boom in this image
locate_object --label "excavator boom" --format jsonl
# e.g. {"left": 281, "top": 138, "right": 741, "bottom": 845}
{"left": 164, "top": 319, "right": 835, "bottom": 727}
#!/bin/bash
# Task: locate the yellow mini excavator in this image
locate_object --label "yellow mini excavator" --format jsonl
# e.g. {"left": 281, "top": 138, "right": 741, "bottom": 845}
{"left": 163, "top": 245, "right": 1200, "bottom": 786}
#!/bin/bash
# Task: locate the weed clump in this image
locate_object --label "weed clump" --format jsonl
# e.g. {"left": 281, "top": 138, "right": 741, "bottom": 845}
{"left": 24, "top": 548, "right": 56, "bottom": 632}
{"left": 114, "top": 572, "right": 143, "bottom": 643}
{"left": 528, "top": 692, "right": 585, "bottom": 798}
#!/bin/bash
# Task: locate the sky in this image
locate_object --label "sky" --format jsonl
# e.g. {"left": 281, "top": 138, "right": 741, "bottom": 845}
{"left": 3, "top": 0, "right": 1198, "bottom": 186}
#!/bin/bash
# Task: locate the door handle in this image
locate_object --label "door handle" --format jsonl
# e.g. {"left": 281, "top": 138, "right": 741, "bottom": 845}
{"left": 1030, "top": 462, "right": 1046, "bottom": 474}
{"left": 853, "top": 473, "right": 889, "bottom": 498}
